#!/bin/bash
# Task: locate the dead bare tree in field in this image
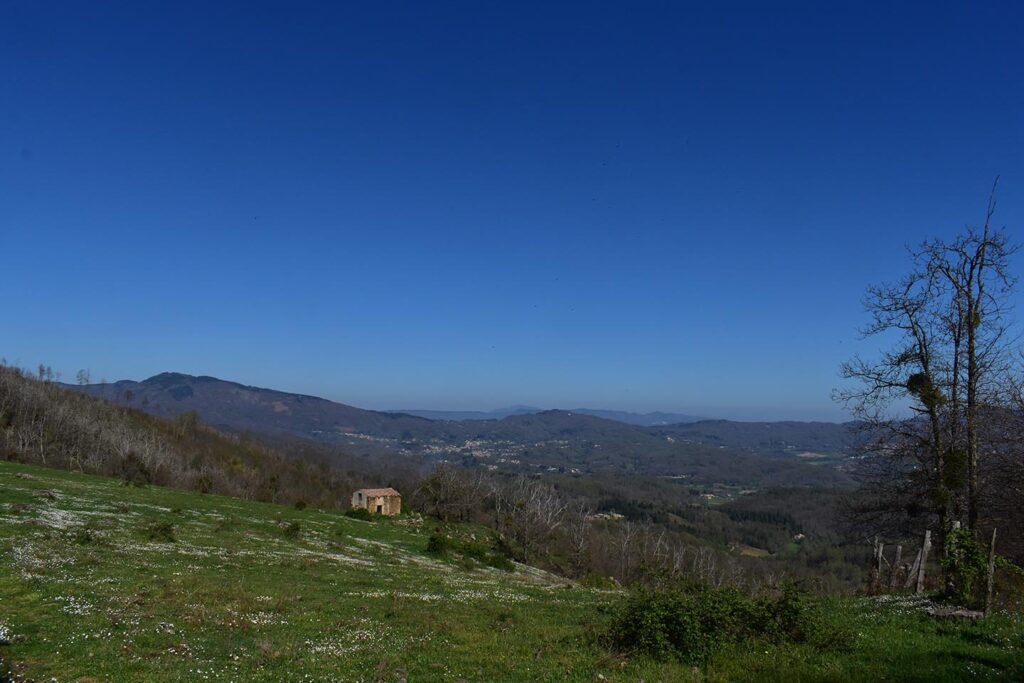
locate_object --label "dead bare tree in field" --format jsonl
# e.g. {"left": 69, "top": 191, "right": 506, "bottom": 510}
{"left": 412, "top": 463, "right": 489, "bottom": 522}
{"left": 493, "top": 476, "right": 568, "bottom": 560}
{"left": 565, "top": 498, "right": 593, "bottom": 575}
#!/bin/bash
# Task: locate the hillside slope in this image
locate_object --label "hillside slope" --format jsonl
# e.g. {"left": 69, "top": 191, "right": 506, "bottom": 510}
{"left": 0, "top": 366, "right": 403, "bottom": 508}
{"left": 2, "top": 462, "right": 1021, "bottom": 682}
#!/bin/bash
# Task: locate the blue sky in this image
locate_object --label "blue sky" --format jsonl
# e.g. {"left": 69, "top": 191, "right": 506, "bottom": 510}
{"left": 3, "top": 1, "right": 1023, "bottom": 421}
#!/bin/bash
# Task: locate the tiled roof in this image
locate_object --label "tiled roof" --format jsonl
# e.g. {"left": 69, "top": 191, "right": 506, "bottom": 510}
{"left": 354, "top": 487, "right": 401, "bottom": 497}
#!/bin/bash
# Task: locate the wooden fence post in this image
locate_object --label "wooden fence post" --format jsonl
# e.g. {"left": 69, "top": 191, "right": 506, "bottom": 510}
{"left": 904, "top": 549, "right": 922, "bottom": 590}
{"left": 916, "top": 529, "right": 931, "bottom": 594}
{"left": 889, "top": 544, "right": 903, "bottom": 590}
{"left": 869, "top": 537, "right": 883, "bottom": 593}
{"left": 985, "top": 528, "right": 998, "bottom": 617}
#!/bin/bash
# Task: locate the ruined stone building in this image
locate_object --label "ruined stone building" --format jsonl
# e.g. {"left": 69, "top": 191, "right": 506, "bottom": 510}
{"left": 350, "top": 487, "right": 402, "bottom": 516}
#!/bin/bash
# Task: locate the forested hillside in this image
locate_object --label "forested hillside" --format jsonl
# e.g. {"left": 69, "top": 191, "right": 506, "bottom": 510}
{"left": 0, "top": 365, "right": 415, "bottom": 508}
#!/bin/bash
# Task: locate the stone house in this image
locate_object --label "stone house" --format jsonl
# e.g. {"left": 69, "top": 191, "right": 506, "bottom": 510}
{"left": 350, "top": 487, "right": 402, "bottom": 516}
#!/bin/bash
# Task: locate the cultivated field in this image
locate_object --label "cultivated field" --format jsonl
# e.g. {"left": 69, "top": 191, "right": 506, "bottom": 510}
{"left": 1, "top": 462, "right": 1021, "bottom": 682}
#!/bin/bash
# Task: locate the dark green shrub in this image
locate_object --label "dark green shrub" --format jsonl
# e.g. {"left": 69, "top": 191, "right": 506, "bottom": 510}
{"left": 459, "top": 539, "right": 490, "bottom": 561}
{"left": 759, "top": 582, "right": 812, "bottom": 642}
{"left": 345, "top": 508, "right": 374, "bottom": 522}
{"left": 579, "top": 572, "right": 619, "bottom": 589}
{"left": 426, "top": 531, "right": 514, "bottom": 570}
{"left": 486, "top": 553, "right": 515, "bottom": 571}
{"left": 293, "top": 500, "right": 307, "bottom": 510}
{"left": 606, "top": 582, "right": 819, "bottom": 664}
{"left": 942, "top": 528, "right": 988, "bottom": 607}
{"left": 426, "top": 531, "right": 454, "bottom": 555}
{"left": 73, "top": 527, "right": 96, "bottom": 545}
{"left": 492, "top": 534, "right": 517, "bottom": 560}
{"left": 282, "top": 520, "right": 301, "bottom": 538}
{"left": 141, "top": 521, "right": 176, "bottom": 543}
{"left": 993, "top": 558, "right": 1024, "bottom": 612}
{"left": 118, "top": 452, "right": 152, "bottom": 486}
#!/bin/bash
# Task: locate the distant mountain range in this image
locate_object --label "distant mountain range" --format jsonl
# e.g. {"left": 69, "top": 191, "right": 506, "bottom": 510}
{"left": 66, "top": 373, "right": 861, "bottom": 481}
{"left": 394, "top": 406, "right": 707, "bottom": 426}
{"left": 67, "top": 372, "right": 437, "bottom": 440}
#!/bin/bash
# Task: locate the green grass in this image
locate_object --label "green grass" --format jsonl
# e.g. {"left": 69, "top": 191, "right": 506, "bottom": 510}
{"left": 1, "top": 461, "right": 1021, "bottom": 682}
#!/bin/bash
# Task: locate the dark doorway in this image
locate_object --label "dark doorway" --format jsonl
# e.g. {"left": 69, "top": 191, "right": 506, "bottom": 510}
{"left": 376, "top": 504, "right": 383, "bottom": 514}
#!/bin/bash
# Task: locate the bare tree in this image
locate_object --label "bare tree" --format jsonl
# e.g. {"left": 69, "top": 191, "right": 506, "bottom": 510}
{"left": 919, "top": 185, "right": 1017, "bottom": 529}
{"left": 836, "top": 265, "right": 957, "bottom": 541}
{"left": 836, "top": 184, "right": 1018, "bottom": 555}
{"left": 413, "top": 463, "right": 488, "bottom": 522}
{"left": 565, "top": 498, "right": 593, "bottom": 575}
{"left": 493, "top": 476, "right": 568, "bottom": 559}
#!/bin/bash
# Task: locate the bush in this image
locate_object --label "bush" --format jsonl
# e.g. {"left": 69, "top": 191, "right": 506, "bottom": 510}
{"left": 486, "top": 553, "right": 515, "bottom": 571}
{"left": 118, "top": 452, "right": 152, "bottom": 486}
{"left": 73, "top": 527, "right": 97, "bottom": 545}
{"left": 345, "top": 508, "right": 374, "bottom": 522}
{"left": 426, "top": 530, "right": 514, "bottom": 571}
{"left": 605, "top": 582, "right": 820, "bottom": 663}
{"left": 993, "top": 558, "right": 1024, "bottom": 611}
{"left": 942, "top": 528, "right": 988, "bottom": 607}
{"left": 141, "top": 521, "right": 176, "bottom": 543}
{"left": 458, "top": 539, "right": 491, "bottom": 561}
{"left": 426, "top": 531, "right": 454, "bottom": 555}
{"left": 761, "top": 582, "right": 812, "bottom": 642}
{"left": 282, "top": 520, "right": 301, "bottom": 538}
{"left": 579, "top": 572, "right": 619, "bottom": 589}
{"left": 347, "top": 507, "right": 375, "bottom": 521}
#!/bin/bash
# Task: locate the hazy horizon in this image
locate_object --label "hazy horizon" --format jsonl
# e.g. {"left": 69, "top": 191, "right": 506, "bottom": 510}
{"left": 4, "top": 363, "right": 850, "bottom": 423}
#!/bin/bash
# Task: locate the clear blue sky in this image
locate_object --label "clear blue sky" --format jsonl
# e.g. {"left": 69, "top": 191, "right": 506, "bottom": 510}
{"left": 3, "top": 2, "right": 1023, "bottom": 421}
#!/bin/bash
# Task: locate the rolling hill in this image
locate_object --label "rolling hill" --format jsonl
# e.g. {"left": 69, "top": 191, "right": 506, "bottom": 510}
{"left": 655, "top": 419, "right": 860, "bottom": 456}
{"left": 71, "top": 373, "right": 855, "bottom": 451}
{"left": 69, "top": 372, "right": 445, "bottom": 441}
{"left": 66, "top": 372, "right": 858, "bottom": 486}
{"left": 399, "top": 405, "right": 707, "bottom": 426}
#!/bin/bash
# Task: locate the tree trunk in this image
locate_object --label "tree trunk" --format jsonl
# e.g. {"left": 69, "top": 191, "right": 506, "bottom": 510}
{"left": 966, "top": 306, "right": 979, "bottom": 530}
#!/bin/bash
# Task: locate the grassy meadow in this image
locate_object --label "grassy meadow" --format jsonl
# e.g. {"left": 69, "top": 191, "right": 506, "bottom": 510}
{"left": 1, "top": 461, "right": 1021, "bottom": 682}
